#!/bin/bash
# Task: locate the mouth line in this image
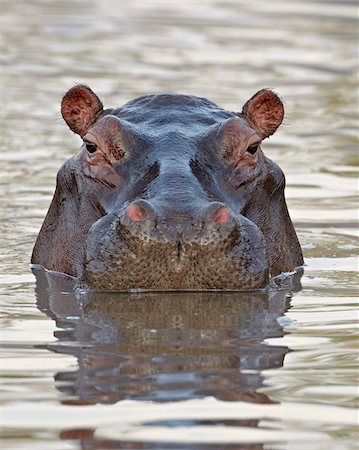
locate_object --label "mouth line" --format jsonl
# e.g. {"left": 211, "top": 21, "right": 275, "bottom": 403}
{"left": 173, "top": 239, "right": 185, "bottom": 273}
{"left": 177, "top": 239, "right": 182, "bottom": 263}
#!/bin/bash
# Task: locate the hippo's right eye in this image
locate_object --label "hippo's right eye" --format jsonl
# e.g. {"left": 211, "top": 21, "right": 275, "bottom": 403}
{"left": 84, "top": 141, "right": 98, "bottom": 154}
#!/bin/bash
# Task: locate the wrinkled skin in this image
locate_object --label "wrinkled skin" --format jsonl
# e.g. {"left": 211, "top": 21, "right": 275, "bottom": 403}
{"left": 32, "top": 85, "right": 303, "bottom": 291}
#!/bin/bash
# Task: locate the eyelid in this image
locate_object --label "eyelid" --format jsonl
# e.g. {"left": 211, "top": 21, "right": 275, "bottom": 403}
{"left": 83, "top": 131, "right": 99, "bottom": 145}
{"left": 243, "top": 132, "right": 260, "bottom": 146}
{"left": 247, "top": 141, "right": 261, "bottom": 148}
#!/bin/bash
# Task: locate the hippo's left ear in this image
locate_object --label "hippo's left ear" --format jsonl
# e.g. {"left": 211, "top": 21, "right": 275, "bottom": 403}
{"left": 242, "top": 89, "right": 284, "bottom": 139}
{"left": 61, "top": 85, "right": 104, "bottom": 137}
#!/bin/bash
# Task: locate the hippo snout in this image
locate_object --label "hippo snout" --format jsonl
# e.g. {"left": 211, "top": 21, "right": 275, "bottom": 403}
{"left": 81, "top": 202, "right": 269, "bottom": 291}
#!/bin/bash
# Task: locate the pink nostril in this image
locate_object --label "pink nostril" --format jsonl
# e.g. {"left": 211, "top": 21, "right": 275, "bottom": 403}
{"left": 126, "top": 203, "right": 147, "bottom": 222}
{"left": 213, "top": 206, "right": 231, "bottom": 224}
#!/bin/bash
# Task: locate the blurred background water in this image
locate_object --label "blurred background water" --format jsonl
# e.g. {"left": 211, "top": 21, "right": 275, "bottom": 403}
{"left": 0, "top": 1, "right": 358, "bottom": 449}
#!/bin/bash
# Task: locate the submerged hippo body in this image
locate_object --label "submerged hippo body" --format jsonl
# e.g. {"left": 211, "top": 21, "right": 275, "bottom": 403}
{"left": 32, "top": 85, "right": 303, "bottom": 291}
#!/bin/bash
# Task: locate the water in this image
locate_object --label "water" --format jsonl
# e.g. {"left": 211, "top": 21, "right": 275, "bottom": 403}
{"left": 0, "top": 0, "right": 358, "bottom": 448}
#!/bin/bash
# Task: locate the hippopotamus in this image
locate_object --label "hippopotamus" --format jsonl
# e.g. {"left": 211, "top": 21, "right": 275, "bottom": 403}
{"left": 32, "top": 85, "right": 303, "bottom": 291}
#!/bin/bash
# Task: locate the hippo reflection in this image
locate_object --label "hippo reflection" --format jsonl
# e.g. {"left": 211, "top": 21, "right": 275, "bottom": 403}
{"left": 34, "top": 267, "right": 300, "bottom": 405}
{"left": 32, "top": 86, "right": 303, "bottom": 291}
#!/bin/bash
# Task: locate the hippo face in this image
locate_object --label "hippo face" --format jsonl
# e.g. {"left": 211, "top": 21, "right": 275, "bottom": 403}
{"left": 32, "top": 85, "right": 303, "bottom": 291}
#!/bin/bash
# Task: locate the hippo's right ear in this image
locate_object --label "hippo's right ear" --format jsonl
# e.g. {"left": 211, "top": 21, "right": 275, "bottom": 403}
{"left": 61, "top": 85, "right": 104, "bottom": 137}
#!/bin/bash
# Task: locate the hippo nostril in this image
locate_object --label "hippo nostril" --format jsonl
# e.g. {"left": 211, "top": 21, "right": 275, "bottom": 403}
{"left": 213, "top": 206, "right": 231, "bottom": 224}
{"left": 124, "top": 200, "right": 156, "bottom": 223}
{"left": 126, "top": 203, "right": 147, "bottom": 222}
{"left": 201, "top": 202, "right": 232, "bottom": 225}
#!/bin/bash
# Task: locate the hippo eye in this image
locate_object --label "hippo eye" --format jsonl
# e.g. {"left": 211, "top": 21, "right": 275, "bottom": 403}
{"left": 84, "top": 141, "right": 98, "bottom": 154}
{"left": 247, "top": 143, "right": 259, "bottom": 155}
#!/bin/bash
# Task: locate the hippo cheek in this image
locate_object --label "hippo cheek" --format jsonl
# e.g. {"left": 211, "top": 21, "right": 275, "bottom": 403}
{"left": 79, "top": 214, "right": 269, "bottom": 292}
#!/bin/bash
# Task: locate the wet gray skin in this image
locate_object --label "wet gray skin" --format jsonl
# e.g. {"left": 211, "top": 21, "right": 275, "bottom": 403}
{"left": 31, "top": 85, "right": 303, "bottom": 291}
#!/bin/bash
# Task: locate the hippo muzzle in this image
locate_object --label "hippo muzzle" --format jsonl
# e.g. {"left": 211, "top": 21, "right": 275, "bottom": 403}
{"left": 32, "top": 85, "right": 303, "bottom": 291}
{"left": 82, "top": 200, "right": 269, "bottom": 291}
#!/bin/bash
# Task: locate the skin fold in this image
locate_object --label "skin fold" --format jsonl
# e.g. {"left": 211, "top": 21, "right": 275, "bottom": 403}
{"left": 32, "top": 86, "right": 303, "bottom": 291}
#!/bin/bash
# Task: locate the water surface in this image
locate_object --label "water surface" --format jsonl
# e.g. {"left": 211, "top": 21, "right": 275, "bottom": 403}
{"left": 1, "top": 1, "right": 358, "bottom": 449}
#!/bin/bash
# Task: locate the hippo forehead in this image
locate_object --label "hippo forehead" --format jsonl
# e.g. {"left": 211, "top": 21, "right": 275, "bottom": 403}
{"left": 110, "top": 94, "right": 237, "bottom": 138}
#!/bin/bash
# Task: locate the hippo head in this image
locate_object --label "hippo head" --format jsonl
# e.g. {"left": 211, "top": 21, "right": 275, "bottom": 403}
{"left": 32, "top": 85, "right": 303, "bottom": 291}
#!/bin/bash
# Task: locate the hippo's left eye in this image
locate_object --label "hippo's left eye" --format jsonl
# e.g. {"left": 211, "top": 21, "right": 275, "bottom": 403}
{"left": 84, "top": 141, "right": 98, "bottom": 154}
{"left": 246, "top": 143, "right": 259, "bottom": 155}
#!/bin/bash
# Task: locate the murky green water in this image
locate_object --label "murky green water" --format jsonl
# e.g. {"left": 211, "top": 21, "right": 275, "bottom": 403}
{"left": 1, "top": 1, "right": 358, "bottom": 449}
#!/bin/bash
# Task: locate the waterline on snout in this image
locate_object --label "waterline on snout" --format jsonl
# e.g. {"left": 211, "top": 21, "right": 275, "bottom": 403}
{"left": 77, "top": 287, "right": 271, "bottom": 295}
{"left": 31, "top": 264, "right": 303, "bottom": 295}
